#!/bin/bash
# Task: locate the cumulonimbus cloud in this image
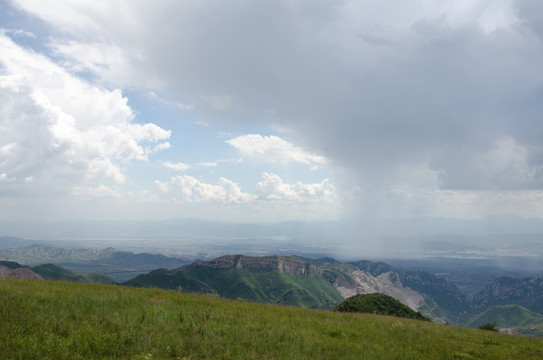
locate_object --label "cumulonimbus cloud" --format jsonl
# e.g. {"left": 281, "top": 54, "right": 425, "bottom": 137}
{"left": 0, "top": 32, "right": 170, "bottom": 195}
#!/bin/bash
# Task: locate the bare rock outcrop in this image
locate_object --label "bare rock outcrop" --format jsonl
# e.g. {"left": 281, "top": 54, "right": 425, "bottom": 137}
{"left": 196, "top": 255, "right": 322, "bottom": 277}
{"left": 0, "top": 265, "right": 43, "bottom": 280}
{"left": 335, "top": 270, "right": 425, "bottom": 312}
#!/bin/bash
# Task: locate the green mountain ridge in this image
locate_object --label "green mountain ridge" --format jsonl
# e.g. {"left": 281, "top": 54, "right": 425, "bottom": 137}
{"left": 123, "top": 254, "right": 474, "bottom": 324}
{"left": 31, "top": 263, "right": 115, "bottom": 284}
{"left": 125, "top": 258, "right": 344, "bottom": 309}
{"left": 0, "top": 260, "right": 26, "bottom": 269}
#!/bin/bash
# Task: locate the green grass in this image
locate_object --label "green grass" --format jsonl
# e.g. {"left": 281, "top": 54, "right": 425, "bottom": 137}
{"left": 2, "top": 279, "right": 543, "bottom": 360}
{"left": 465, "top": 305, "right": 543, "bottom": 337}
{"left": 465, "top": 305, "right": 543, "bottom": 328}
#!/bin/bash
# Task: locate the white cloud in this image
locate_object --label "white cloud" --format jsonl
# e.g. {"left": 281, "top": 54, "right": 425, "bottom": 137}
{"left": 477, "top": 0, "right": 519, "bottom": 34}
{"left": 153, "top": 171, "right": 337, "bottom": 204}
{"left": 148, "top": 141, "right": 171, "bottom": 154}
{"left": 256, "top": 172, "right": 336, "bottom": 201}
{"left": 0, "top": 173, "right": 13, "bottom": 183}
{"left": 473, "top": 137, "right": 539, "bottom": 187}
{"left": 226, "top": 134, "right": 327, "bottom": 169}
{"left": 154, "top": 175, "right": 254, "bottom": 203}
{"left": 198, "top": 161, "right": 218, "bottom": 168}
{"left": 194, "top": 120, "right": 210, "bottom": 127}
{"left": 162, "top": 161, "right": 218, "bottom": 172}
{"left": 0, "top": 33, "right": 170, "bottom": 195}
{"left": 162, "top": 161, "right": 191, "bottom": 172}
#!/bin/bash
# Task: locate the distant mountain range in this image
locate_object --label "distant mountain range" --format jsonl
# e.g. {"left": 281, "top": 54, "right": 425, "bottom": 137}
{"left": 0, "top": 241, "right": 189, "bottom": 281}
{"left": 4, "top": 216, "right": 543, "bottom": 261}
{"left": 4, "top": 215, "right": 543, "bottom": 239}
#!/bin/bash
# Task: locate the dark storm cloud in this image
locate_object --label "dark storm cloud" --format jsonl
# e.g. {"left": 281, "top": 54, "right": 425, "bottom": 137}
{"left": 13, "top": 0, "right": 543, "bottom": 191}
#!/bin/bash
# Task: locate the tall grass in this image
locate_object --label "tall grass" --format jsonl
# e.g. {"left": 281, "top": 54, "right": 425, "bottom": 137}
{"left": 1, "top": 279, "right": 543, "bottom": 359}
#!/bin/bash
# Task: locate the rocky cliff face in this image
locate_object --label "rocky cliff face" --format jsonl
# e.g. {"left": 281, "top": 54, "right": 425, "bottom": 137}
{"left": 334, "top": 270, "right": 426, "bottom": 311}
{"left": 0, "top": 265, "right": 43, "bottom": 280}
{"left": 196, "top": 255, "right": 323, "bottom": 277}
{"left": 400, "top": 270, "right": 469, "bottom": 314}
{"left": 471, "top": 276, "right": 543, "bottom": 310}
{"left": 349, "top": 260, "right": 397, "bottom": 277}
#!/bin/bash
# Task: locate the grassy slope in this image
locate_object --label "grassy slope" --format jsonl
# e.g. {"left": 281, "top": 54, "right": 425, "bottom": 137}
{"left": 527, "top": 296, "right": 543, "bottom": 314}
{"left": 466, "top": 305, "right": 543, "bottom": 328}
{"left": 465, "top": 305, "right": 543, "bottom": 337}
{"left": 2, "top": 279, "right": 543, "bottom": 360}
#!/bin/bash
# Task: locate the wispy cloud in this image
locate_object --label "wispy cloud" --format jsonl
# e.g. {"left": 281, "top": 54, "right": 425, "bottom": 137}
{"left": 162, "top": 161, "right": 218, "bottom": 171}
{"left": 162, "top": 161, "right": 191, "bottom": 172}
{"left": 149, "top": 91, "right": 193, "bottom": 111}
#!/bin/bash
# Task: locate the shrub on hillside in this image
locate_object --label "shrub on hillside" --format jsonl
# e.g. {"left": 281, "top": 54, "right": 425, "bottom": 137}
{"left": 479, "top": 323, "right": 498, "bottom": 332}
{"left": 335, "top": 293, "right": 430, "bottom": 321}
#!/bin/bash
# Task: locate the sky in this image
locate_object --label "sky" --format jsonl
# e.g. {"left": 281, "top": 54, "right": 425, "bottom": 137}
{"left": 1, "top": 0, "right": 543, "bottom": 223}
